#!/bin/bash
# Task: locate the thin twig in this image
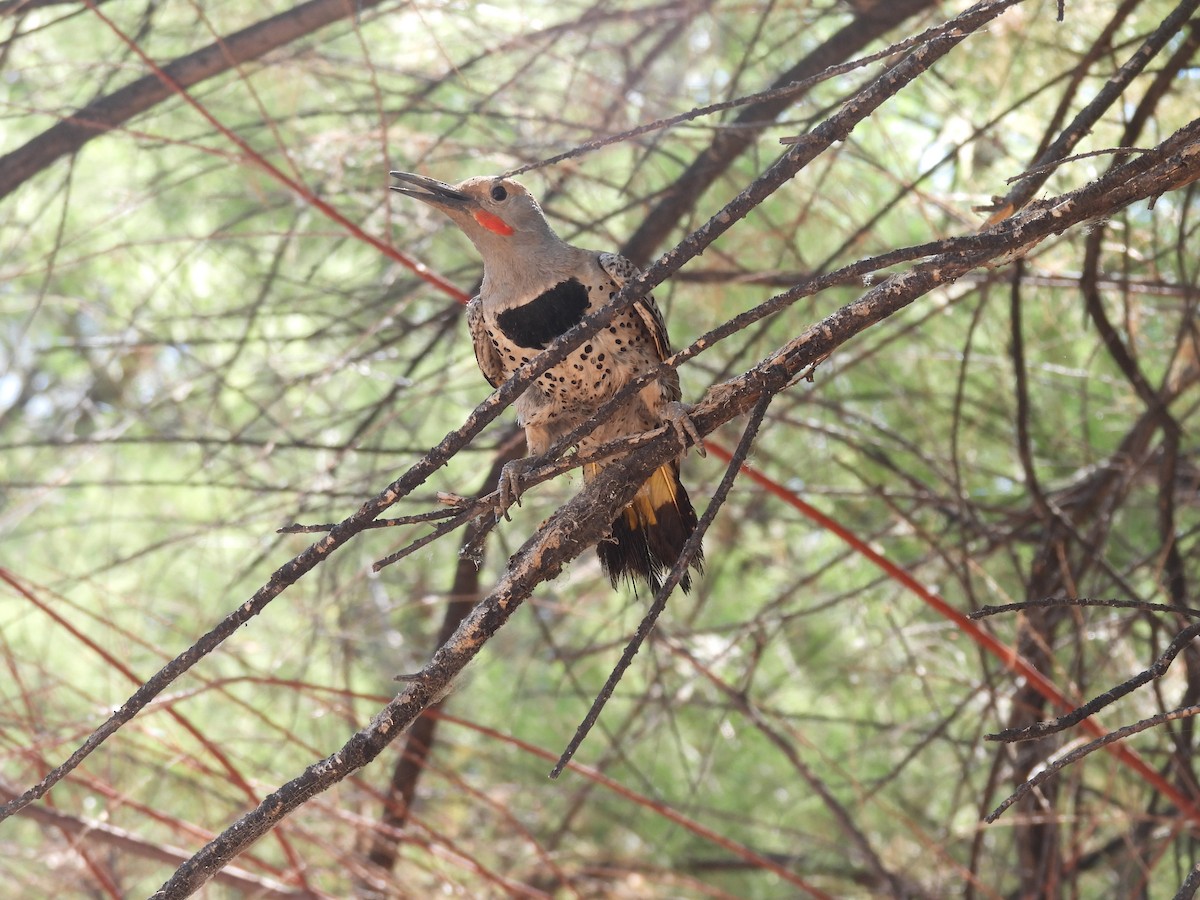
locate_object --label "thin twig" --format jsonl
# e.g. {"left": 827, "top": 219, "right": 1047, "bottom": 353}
{"left": 278, "top": 507, "right": 464, "bottom": 534}
{"left": 507, "top": 11, "right": 983, "bottom": 176}
{"left": 986, "top": 705, "right": 1200, "bottom": 823}
{"left": 1003, "top": 146, "right": 1152, "bottom": 183}
{"left": 972, "top": 597, "right": 1200, "bottom": 621}
{"left": 988, "top": 621, "right": 1200, "bottom": 742}
{"left": 370, "top": 505, "right": 487, "bottom": 571}
{"left": 548, "top": 390, "right": 774, "bottom": 779}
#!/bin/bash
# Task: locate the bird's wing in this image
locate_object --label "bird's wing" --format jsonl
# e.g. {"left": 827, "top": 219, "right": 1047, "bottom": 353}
{"left": 598, "top": 252, "right": 672, "bottom": 362}
{"left": 466, "top": 296, "right": 506, "bottom": 389}
{"left": 598, "top": 252, "right": 681, "bottom": 402}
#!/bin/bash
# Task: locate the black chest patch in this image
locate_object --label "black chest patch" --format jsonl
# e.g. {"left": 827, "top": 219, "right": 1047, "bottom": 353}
{"left": 497, "top": 278, "right": 590, "bottom": 349}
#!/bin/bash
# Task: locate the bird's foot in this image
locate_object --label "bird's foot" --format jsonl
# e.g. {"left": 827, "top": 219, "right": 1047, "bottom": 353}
{"left": 663, "top": 401, "right": 706, "bottom": 457}
{"left": 495, "top": 456, "right": 536, "bottom": 520}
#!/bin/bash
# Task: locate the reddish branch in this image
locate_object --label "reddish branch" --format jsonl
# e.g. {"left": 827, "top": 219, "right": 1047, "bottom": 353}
{"left": 0, "top": 780, "right": 301, "bottom": 899}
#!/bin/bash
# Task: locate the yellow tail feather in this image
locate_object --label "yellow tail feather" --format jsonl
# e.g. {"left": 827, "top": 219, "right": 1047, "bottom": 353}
{"left": 620, "top": 465, "right": 680, "bottom": 529}
{"left": 588, "top": 461, "right": 702, "bottom": 593}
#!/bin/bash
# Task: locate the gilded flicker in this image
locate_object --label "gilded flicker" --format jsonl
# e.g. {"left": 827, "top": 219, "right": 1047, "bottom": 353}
{"left": 390, "top": 171, "right": 704, "bottom": 593}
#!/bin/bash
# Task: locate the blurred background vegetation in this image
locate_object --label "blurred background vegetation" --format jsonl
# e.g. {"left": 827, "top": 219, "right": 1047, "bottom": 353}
{"left": 2, "top": 0, "right": 1200, "bottom": 896}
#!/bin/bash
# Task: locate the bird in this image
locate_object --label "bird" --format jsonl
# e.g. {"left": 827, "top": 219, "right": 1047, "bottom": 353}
{"left": 389, "top": 171, "right": 704, "bottom": 594}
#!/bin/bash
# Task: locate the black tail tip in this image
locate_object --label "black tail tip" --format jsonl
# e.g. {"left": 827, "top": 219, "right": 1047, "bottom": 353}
{"left": 596, "top": 496, "right": 704, "bottom": 595}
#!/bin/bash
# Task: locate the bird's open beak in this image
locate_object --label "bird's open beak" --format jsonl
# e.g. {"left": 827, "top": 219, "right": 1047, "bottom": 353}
{"left": 389, "top": 171, "right": 472, "bottom": 210}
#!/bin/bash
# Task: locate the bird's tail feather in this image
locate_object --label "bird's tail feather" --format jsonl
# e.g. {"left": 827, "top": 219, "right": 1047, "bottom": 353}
{"left": 587, "top": 462, "right": 703, "bottom": 593}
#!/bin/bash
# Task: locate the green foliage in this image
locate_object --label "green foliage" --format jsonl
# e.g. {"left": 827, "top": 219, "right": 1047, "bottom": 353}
{"left": 3, "top": 0, "right": 1200, "bottom": 896}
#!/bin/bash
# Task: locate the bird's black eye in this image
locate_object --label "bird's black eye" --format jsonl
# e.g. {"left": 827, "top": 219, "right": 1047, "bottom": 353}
{"left": 490, "top": 184, "right": 508, "bottom": 202}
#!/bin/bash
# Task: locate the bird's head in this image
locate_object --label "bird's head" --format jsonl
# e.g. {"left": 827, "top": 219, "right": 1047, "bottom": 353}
{"left": 389, "top": 172, "right": 557, "bottom": 261}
